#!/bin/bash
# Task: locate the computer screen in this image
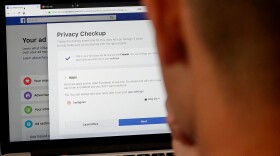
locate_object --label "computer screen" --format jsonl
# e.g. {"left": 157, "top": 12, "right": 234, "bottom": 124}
{"left": 5, "top": 2, "right": 169, "bottom": 142}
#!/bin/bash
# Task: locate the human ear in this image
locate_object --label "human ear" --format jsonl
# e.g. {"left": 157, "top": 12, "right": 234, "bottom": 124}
{"left": 143, "top": 0, "right": 187, "bottom": 66}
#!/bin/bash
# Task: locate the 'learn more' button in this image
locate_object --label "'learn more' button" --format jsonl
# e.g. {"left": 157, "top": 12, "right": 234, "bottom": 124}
{"left": 119, "top": 117, "right": 166, "bottom": 126}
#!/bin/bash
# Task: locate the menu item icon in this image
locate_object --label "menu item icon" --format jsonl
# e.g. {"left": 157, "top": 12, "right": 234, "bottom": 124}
{"left": 25, "top": 120, "right": 33, "bottom": 128}
{"left": 23, "top": 77, "right": 32, "bottom": 86}
{"left": 24, "top": 91, "right": 32, "bottom": 100}
{"left": 67, "top": 101, "right": 71, "bottom": 105}
{"left": 24, "top": 106, "right": 33, "bottom": 114}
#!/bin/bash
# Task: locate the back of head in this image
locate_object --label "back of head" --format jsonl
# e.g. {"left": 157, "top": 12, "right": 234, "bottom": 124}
{"left": 190, "top": 0, "right": 280, "bottom": 100}
{"left": 144, "top": 0, "right": 280, "bottom": 155}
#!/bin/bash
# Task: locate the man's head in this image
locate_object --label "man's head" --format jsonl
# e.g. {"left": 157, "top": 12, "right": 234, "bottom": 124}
{"left": 143, "top": 0, "right": 280, "bottom": 155}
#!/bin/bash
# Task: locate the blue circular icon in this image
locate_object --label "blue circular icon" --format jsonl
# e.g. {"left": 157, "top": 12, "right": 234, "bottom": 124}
{"left": 25, "top": 120, "right": 33, "bottom": 128}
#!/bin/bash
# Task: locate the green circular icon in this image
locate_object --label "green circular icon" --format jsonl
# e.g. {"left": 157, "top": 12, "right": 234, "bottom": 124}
{"left": 24, "top": 106, "right": 33, "bottom": 114}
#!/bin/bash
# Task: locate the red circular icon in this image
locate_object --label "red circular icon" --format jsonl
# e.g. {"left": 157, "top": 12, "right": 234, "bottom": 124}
{"left": 23, "top": 77, "right": 32, "bottom": 85}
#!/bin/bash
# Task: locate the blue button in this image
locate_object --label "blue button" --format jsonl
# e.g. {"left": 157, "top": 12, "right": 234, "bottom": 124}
{"left": 119, "top": 117, "right": 166, "bottom": 126}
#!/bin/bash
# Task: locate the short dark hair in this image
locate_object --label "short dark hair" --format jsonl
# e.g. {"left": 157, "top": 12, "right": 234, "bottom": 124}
{"left": 191, "top": 0, "right": 279, "bottom": 64}
{"left": 190, "top": 0, "right": 280, "bottom": 96}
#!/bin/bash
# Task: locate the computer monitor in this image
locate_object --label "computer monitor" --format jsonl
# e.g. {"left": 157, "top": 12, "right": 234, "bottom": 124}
{"left": 1, "top": 0, "right": 171, "bottom": 155}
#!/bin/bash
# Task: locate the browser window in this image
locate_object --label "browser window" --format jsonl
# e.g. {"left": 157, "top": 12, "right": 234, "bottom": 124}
{"left": 6, "top": 3, "right": 169, "bottom": 142}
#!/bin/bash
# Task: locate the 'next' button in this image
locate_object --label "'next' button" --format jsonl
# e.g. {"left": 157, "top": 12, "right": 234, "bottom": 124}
{"left": 119, "top": 117, "right": 166, "bottom": 126}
